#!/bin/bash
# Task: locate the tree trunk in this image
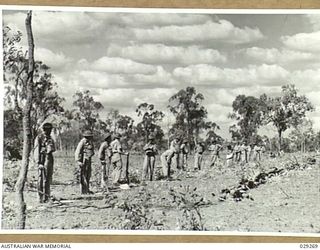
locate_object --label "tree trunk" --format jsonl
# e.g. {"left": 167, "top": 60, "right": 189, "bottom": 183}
{"left": 15, "top": 11, "right": 34, "bottom": 229}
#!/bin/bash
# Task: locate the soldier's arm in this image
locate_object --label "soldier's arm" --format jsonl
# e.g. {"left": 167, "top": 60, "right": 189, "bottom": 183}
{"left": 75, "top": 139, "right": 84, "bottom": 164}
{"left": 33, "top": 136, "right": 41, "bottom": 164}
{"left": 98, "top": 143, "right": 106, "bottom": 161}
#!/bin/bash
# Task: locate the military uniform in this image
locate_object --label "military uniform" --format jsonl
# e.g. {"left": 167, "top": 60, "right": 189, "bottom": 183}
{"left": 240, "top": 143, "right": 249, "bottom": 163}
{"left": 194, "top": 142, "right": 205, "bottom": 170}
{"left": 33, "top": 123, "right": 56, "bottom": 203}
{"left": 226, "top": 145, "right": 234, "bottom": 167}
{"left": 179, "top": 141, "right": 189, "bottom": 170}
{"left": 170, "top": 138, "right": 180, "bottom": 169}
{"left": 98, "top": 134, "right": 112, "bottom": 189}
{"left": 110, "top": 134, "right": 124, "bottom": 185}
{"left": 234, "top": 144, "right": 241, "bottom": 162}
{"left": 142, "top": 137, "right": 158, "bottom": 181}
{"left": 75, "top": 131, "right": 95, "bottom": 194}
{"left": 208, "top": 142, "right": 222, "bottom": 167}
{"left": 160, "top": 149, "right": 175, "bottom": 179}
{"left": 253, "top": 145, "right": 262, "bottom": 161}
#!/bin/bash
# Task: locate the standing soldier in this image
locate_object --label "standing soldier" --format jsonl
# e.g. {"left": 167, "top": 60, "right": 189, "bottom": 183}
{"left": 208, "top": 139, "right": 222, "bottom": 167}
{"left": 160, "top": 148, "right": 175, "bottom": 180}
{"left": 253, "top": 143, "right": 262, "bottom": 161}
{"left": 234, "top": 142, "right": 241, "bottom": 162}
{"left": 110, "top": 133, "right": 128, "bottom": 185}
{"left": 98, "top": 133, "right": 112, "bottom": 190}
{"left": 180, "top": 139, "right": 189, "bottom": 170}
{"left": 226, "top": 144, "right": 234, "bottom": 167}
{"left": 194, "top": 140, "right": 205, "bottom": 170}
{"left": 75, "top": 130, "right": 95, "bottom": 195}
{"left": 170, "top": 137, "right": 181, "bottom": 169}
{"left": 142, "top": 135, "right": 158, "bottom": 181}
{"left": 34, "top": 122, "right": 56, "bottom": 203}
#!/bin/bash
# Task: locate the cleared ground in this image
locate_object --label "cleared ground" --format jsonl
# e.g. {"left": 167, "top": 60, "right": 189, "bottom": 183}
{"left": 2, "top": 151, "right": 320, "bottom": 233}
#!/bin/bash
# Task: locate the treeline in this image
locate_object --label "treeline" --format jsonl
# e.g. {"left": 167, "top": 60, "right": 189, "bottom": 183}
{"left": 3, "top": 25, "right": 319, "bottom": 161}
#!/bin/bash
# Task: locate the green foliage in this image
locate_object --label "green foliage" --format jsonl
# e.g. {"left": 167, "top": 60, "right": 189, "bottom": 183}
{"left": 169, "top": 185, "right": 206, "bottom": 231}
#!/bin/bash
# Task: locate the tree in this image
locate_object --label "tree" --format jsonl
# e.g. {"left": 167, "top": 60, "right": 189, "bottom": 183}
{"left": 15, "top": 11, "right": 35, "bottom": 229}
{"left": 261, "top": 84, "right": 314, "bottom": 150}
{"left": 136, "top": 103, "right": 164, "bottom": 141}
{"left": 72, "top": 90, "right": 104, "bottom": 131}
{"left": 168, "top": 87, "right": 207, "bottom": 144}
{"left": 289, "top": 118, "right": 315, "bottom": 153}
{"left": 229, "top": 95, "right": 265, "bottom": 143}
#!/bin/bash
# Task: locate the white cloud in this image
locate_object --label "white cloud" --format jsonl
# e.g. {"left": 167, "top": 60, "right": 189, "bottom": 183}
{"left": 133, "top": 20, "right": 264, "bottom": 44}
{"left": 35, "top": 48, "right": 72, "bottom": 69}
{"left": 91, "top": 57, "right": 157, "bottom": 74}
{"left": 173, "top": 64, "right": 289, "bottom": 87}
{"left": 282, "top": 31, "right": 320, "bottom": 52}
{"left": 107, "top": 43, "right": 226, "bottom": 65}
{"left": 244, "top": 47, "right": 316, "bottom": 64}
{"left": 290, "top": 69, "right": 320, "bottom": 92}
{"left": 119, "top": 13, "right": 212, "bottom": 27}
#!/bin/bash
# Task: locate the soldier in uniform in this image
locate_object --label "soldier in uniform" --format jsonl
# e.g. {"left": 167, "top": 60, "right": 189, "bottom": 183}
{"left": 194, "top": 140, "right": 205, "bottom": 170}
{"left": 226, "top": 144, "right": 234, "bottom": 167}
{"left": 233, "top": 142, "right": 241, "bottom": 162}
{"left": 253, "top": 143, "right": 262, "bottom": 161}
{"left": 179, "top": 139, "right": 189, "bottom": 170}
{"left": 160, "top": 148, "right": 175, "bottom": 179}
{"left": 208, "top": 139, "right": 222, "bottom": 167}
{"left": 98, "top": 133, "right": 112, "bottom": 190}
{"left": 240, "top": 141, "right": 249, "bottom": 164}
{"left": 170, "top": 137, "right": 181, "bottom": 169}
{"left": 142, "top": 135, "right": 158, "bottom": 181}
{"left": 75, "top": 130, "right": 95, "bottom": 194}
{"left": 34, "top": 122, "right": 56, "bottom": 203}
{"left": 110, "top": 133, "right": 128, "bottom": 185}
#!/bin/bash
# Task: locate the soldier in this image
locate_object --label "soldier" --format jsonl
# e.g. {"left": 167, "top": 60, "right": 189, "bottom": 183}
{"left": 142, "top": 135, "right": 158, "bottom": 181}
{"left": 170, "top": 137, "right": 181, "bottom": 169}
{"left": 240, "top": 141, "right": 248, "bottom": 163}
{"left": 34, "top": 122, "right": 56, "bottom": 203}
{"left": 160, "top": 148, "right": 175, "bottom": 179}
{"left": 110, "top": 133, "right": 128, "bottom": 185}
{"left": 234, "top": 142, "right": 241, "bottom": 162}
{"left": 180, "top": 139, "right": 189, "bottom": 170}
{"left": 194, "top": 140, "right": 205, "bottom": 170}
{"left": 208, "top": 139, "right": 222, "bottom": 167}
{"left": 75, "top": 130, "right": 95, "bottom": 194}
{"left": 226, "top": 144, "right": 234, "bottom": 167}
{"left": 253, "top": 143, "right": 262, "bottom": 161}
{"left": 98, "top": 133, "right": 112, "bottom": 190}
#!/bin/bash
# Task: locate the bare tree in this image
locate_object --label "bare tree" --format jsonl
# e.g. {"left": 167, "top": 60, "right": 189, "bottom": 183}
{"left": 15, "top": 11, "right": 35, "bottom": 229}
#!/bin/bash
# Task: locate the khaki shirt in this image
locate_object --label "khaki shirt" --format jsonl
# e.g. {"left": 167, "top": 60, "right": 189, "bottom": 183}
{"left": 110, "top": 139, "right": 122, "bottom": 163}
{"left": 170, "top": 140, "right": 180, "bottom": 153}
{"left": 34, "top": 133, "right": 56, "bottom": 165}
{"left": 75, "top": 138, "right": 95, "bottom": 163}
{"left": 98, "top": 141, "right": 112, "bottom": 161}
{"left": 161, "top": 149, "right": 175, "bottom": 163}
{"left": 143, "top": 142, "right": 158, "bottom": 156}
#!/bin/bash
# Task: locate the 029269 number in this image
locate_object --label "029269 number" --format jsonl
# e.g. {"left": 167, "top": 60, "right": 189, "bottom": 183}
{"left": 300, "top": 244, "right": 319, "bottom": 248}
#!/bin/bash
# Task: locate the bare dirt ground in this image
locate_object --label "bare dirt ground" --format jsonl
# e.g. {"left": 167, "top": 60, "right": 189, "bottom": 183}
{"left": 2, "top": 151, "right": 320, "bottom": 233}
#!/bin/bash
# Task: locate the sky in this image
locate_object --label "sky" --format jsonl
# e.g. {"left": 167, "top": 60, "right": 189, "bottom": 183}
{"left": 2, "top": 10, "right": 320, "bottom": 139}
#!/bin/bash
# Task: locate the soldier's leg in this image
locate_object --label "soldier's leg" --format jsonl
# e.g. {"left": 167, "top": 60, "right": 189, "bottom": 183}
{"left": 161, "top": 155, "right": 168, "bottom": 178}
{"left": 112, "top": 161, "right": 122, "bottom": 184}
{"left": 198, "top": 154, "right": 203, "bottom": 170}
{"left": 44, "top": 157, "right": 54, "bottom": 201}
{"left": 176, "top": 153, "right": 180, "bottom": 169}
{"left": 101, "top": 162, "right": 107, "bottom": 188}
{"left": 149, "top": 156, "right": 155, "bottom": 181}
{"left": 37, "top": 167, "right": 44, "bottom": 203}
{"left": 141, "top": 156, "right": 149, "bottom": 181}
{"left": 86, "top": 159, "right": 92, "bottom": 192}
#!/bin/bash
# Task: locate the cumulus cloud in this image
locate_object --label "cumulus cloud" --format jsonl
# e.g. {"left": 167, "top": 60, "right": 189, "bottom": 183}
{"left": 244, "top": 47, "right": 316, "bottom": 64}
{"left": 173, "top": 64, "right": 289, "bottom": 87}
{"left": 290, "top": 69, "right": 320, "bottom": 92}
{"left": 281, "top": 31, "right": 320, "bottom": 52}
{"left": 35, "top": 48, "right": 73, "bottom": 69}
{"left": 133, "top": 20, "right": 264, "bottom": 44}
{"left": 107, "top": 43, "right": 226, "bottom": 65}
{"left": 91, "top": 57, "right": 157, "bottom": 74}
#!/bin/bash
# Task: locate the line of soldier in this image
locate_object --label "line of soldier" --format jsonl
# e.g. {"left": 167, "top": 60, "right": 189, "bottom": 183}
{"left": 33, "top": 122, "right": 264, "bottom": 203}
